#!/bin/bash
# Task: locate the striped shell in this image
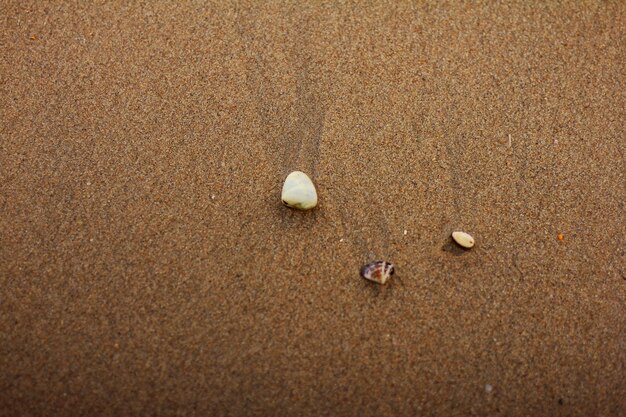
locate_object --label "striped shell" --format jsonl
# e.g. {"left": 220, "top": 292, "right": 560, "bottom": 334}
{"left": 360, "top": 261, "right": 395, "bottom": 284}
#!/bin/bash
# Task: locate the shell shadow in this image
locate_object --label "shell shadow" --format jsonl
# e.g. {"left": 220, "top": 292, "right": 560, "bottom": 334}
{"left": 441, "top": 237, "right": 470, "bottom": 256}
{"left": 359, "top": 267, "right": 403, "bottom": 301}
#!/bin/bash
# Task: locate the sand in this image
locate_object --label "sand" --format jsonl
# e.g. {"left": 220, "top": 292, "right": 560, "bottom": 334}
{"left": 1, "top": 1, "right": 625, "bottom": 416}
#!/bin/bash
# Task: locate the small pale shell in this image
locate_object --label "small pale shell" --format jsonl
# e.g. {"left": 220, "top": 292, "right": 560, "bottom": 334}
{"left": 360, "top": 261, "right": 395, "bottom": 284}
{"left": 452, "top": 231, "right": 475, "bottom": 248}
{"left": 281, "top": 171, "right": 318, "bottom": 210}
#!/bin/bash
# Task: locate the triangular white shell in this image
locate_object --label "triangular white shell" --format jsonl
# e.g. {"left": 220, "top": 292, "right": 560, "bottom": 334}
{"left": 281, "top": 171, "right": 318, "bottom": 210}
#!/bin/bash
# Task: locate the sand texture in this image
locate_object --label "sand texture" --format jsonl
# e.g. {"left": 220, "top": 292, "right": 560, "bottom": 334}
{"left": 1, "top": 1, "right": 625, "bottom": 416}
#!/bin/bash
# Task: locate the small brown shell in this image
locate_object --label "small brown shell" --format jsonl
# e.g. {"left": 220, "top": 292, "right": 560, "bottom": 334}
{"left": 360, "top": 261, "right": 395, "bottom": 284}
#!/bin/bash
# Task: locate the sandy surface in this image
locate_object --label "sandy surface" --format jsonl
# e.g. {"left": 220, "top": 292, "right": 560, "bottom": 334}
{"left": 1, "top": 1, "right": 625, "bottom": 416}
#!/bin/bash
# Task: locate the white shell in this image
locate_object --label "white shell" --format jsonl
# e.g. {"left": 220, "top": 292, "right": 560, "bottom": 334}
{"left": 452, "top": 231, "right": 475, "bottom": 248}
{"left": 281, "top": 171, "right": 317, "bottom": 210}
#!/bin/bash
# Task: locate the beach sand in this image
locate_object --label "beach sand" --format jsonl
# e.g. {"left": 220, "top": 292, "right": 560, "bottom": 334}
{"left": 1, "top": 1, "right": 624, "bottom": 416}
